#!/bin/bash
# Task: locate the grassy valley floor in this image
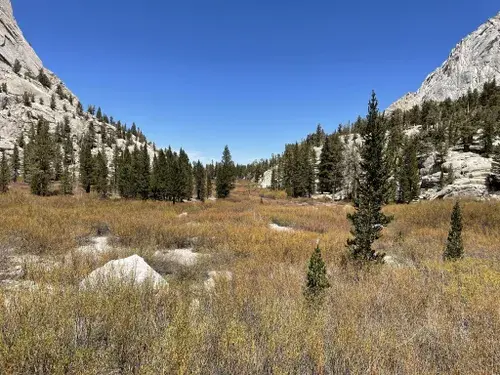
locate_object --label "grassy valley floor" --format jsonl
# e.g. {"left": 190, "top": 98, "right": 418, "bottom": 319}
{"left": 1, "top": 182, "right": 500, "bottom": 374}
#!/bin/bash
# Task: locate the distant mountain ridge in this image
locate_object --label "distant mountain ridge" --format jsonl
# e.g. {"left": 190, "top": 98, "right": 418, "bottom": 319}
{"left": 388, "top": 11, "right": 500, "bottom": 112}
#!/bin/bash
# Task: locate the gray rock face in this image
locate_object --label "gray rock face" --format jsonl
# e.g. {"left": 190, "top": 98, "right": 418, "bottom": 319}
{"left": 0, "top": 0, "right": 154, "bottom": 170}
{"left": 0, "top": 0, "right": 42, "bottom": 74}
{"left": 388, "top": 12, "right": 500, "bottom": 112}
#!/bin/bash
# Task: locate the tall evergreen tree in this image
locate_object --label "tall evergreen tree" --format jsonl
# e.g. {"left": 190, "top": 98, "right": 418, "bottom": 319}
{"left": 0, "top": 151, "right": 10, "bottom": 193}
{"left": 30, "top": 118, "right": 53, "bottom": 196}
{"left": 177, "top": 148, "right": 192, "bottom": 201}
{"left": 303, "top": 143, "right": 316, "bottom": 197}
{"left": 150, "top": 153, "right": 160, "bottom": 200}
{"left": 194, "top": 160, "right": 207, "bottom": 201}
{"left": 216, "top": 146, "right": 236, "bottom": 198}
{"left": 11, "top": 144, "right": 20, "bottom": 182}
{"left": 52, "top": 144, "right": 63, "bottom": 181}
{"left": 270, "top": 168, "right": 278, "bottom": 190}
{"left": 347, "top": 92, "right": 393, "bottom": 262}
{"left": 330, "top": 134, "right": 345, "bottom": 194}
{"left": 206, "top": 163, "right": 214, "bottom": 198}
{"left": 96, "top": 107, "right": 102, "bottom": 121}
{"left": 318, "top": 135, "right": 335, "bottom": 193}
{"left": 443, "top": 201, "right": 464, "bottom": 261}
{"left": 136, "top": 145, "right": 150, "bottom": 200}
{"left": 94, "top": 148, "right": 109, "bottom": 198}
{"left": 79, "top": 133, "right": 94, "bottom": 194}
{"left": 118, "top": 148, "right": 134, "bottom": 198}
{"left": 398, "top": 138, "right": 420, "bottom": 203}
{"left": 111, "top": 146, "right": 120, "bottom": 194}
{"left": 23, "top": 124, "right": 36, "bottom": 182}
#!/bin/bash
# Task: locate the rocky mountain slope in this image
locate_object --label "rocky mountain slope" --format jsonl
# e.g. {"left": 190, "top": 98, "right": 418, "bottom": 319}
{"left": 262, "top": 11, "right": 500, "bottom": 200}
{"left": 0, "top": 0, "right": 150, "bottom": 163}
{"left": 388, "top": 12, "right": 500, "bottom": 112}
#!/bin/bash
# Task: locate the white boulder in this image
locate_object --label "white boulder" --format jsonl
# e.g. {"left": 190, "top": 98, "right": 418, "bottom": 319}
{"left": 80, "top": 255, "right": 166, "bottom": 289}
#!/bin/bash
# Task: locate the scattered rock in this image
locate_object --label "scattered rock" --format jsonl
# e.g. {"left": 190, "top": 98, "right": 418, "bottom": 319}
{"left": 204, "top": 270, "right": 233, "bottom": 292}
{"left": 153, "top": 248, "right": 206, "bottom": 267}
{"left": 178, "top": 212, "right": 188, "bottom": 218}
{"left": 81, "top": 255, "right": 167, "bottom": 289}
{"left": 383, "top": 254, "right": 414, "bottom": 268}
{"left": 77, "top": 236, "right": 111, "bottom": 256}
{"left": 269, "top": 223, "right": 294, "bottom": 232}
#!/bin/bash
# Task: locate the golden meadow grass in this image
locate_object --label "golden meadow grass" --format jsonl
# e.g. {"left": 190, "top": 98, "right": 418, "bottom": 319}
{"left": 1, "top": 182, "right": 500, "bottom": 374}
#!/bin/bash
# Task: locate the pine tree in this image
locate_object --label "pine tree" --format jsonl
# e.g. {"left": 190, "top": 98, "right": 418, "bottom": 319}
{"left": 176, "top": 148, "right": 192, "bottom": 201}
{"left": 318, "top": 135, "right": 334, "bottom": 193}
{"left": 216, "top": 146, "right": 236, "bottom": 198}
{"left": 23, "top": 91, "right": 31, "bottom": 107}
{"left": 30, "top": 118, "right": 53, "bottom": 196}
{"left": 118, "top": 148, "right": 134, "bottom": 198}
{"left": 79, "top": 133, "right": 94, "bottom": 193}
{"left": 23, "top": 124, "right": 36, "bottom": 182}
{"left": 330, "top": 134, "right": 345, "bottom": 194}
{"left": 94, "top": 148, "right": 109, "bottom": 198}
{"left": 76, "top": 102, "right": 84, "bottom": 116}
{"left": 0, "top": 151, "right": 10, "bottom": 193}
{"left": 150, "top": 154, "right": 160, "bottom": 200}
{"left": 480, "top": 108, "right": 496, "bottom": 156}
{"left": 443, "top": 201, "right": 464, "bottom": 261}
{"left": 304, "top": 143, "right": 316, "bottom": 197}
{"left": 111, "top": 146, "right": 120, "bottom": 193}
{"left": 96, "top": 107, "right": 102, "bottom": 121}
{"left": 347, "top": 92, "right": 393, "bottom": 263}
{"left": 13, "top": 59, "right": 21, "bottom": 74}
{"left": 88, "top": 122, "right": 96, "bottom": 148}
{"left": 100, "top": 123, "right": 107, "bottom": 144}
{"left": 304, "top": 245, "right": 330, "bottom": 301}
{"left": 136, "top": 145, "right": 150, "bottom": 200}
{"left": 11, "top": 144, "right": 20, "bottom": 182}
{"left": 398, "top": 139, "right": 420, "bottom": 203}
{"left": 130, "top": 146, "right": 141, "bottom": 198}
{"left": 159, "top": 149, "right": 170, "bottom": 200}
{"left": 206, "top": 163, "right": 213, "bottom": 198}
{"left": 53, "top": 144, "right": 63, "bottom": 181}
{"left": 270, "top": 168, "right": 278, "bottom": 190}
{"left": 37, "top": 68, "right": 51, "bottom": 89}
{"left": 194, "top": 161, "right": 207, "bottom": 201}
{"left": 60, "top": 164, "right": 73, "bottom": 195}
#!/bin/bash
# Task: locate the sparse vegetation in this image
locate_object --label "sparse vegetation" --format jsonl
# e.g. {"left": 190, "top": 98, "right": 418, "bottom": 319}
{"left": 304, "top": 244, "right": 330, "bottom": 301}
{"left": 0, "top": 183, "right": 499, "bottom": 373}
{"left": 12, "top": 58, "right": 21, "bottom": 74}
{"left": 37, "top": 68, "right": 51, "bottom": 89}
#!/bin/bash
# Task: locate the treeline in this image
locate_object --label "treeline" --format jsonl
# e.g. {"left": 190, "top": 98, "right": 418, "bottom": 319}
{"left": 269, "top": 80, "right": 500, "bottom": 201}
{"left": 0, "top": 117, "right": 237, "bottom": 201}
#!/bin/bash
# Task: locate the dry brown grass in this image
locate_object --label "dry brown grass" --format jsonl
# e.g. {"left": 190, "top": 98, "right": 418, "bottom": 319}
{"left": 1, "top": 182, "right": 500, "bottom": 374}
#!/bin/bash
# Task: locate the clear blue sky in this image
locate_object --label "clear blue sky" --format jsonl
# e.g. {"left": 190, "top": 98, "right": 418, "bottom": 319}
{"left": 13, "top": 0, "right": 499, "bottom": 164}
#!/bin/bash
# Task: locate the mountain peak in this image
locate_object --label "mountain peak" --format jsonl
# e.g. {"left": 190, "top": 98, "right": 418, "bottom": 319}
{"left": 388, "top": 11, "right": 500, "bottom": 112}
